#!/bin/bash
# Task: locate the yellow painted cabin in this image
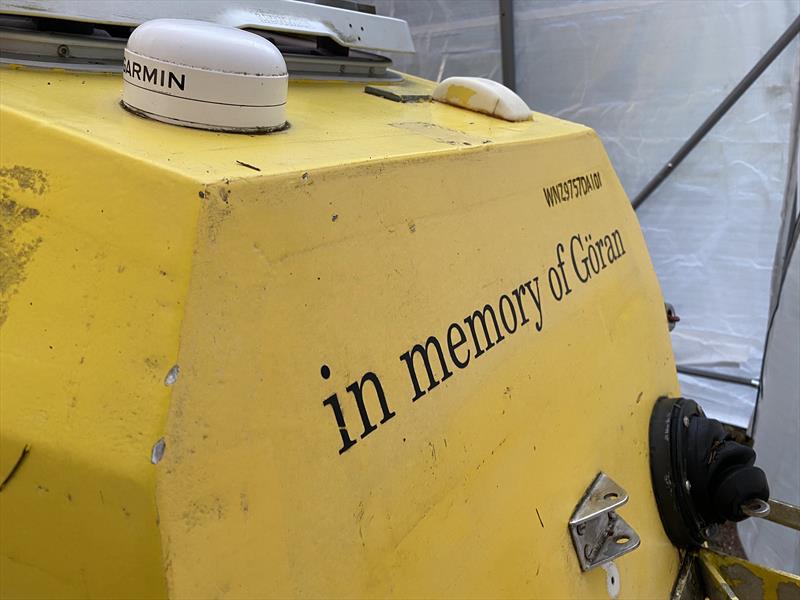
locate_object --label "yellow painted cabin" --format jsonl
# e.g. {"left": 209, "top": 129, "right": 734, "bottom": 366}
{"left": 0, "top": 7, "right": 688, "bottom": 597}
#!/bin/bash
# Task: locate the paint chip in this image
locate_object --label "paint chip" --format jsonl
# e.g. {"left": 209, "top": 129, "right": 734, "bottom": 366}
{"left": 164, "top": 364, "right": 180, "bottom": 386}
{"left": 151, "top": 438, "right": 166, "bottom": 464}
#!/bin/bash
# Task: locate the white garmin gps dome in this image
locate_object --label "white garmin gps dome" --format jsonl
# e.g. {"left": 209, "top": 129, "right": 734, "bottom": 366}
{"left": 121, "top": 19, "right": 288, "bottom": 133}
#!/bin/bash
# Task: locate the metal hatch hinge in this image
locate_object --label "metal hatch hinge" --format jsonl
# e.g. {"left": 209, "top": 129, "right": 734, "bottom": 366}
{"left": 568, "top": 472, "right": 641, "bottom": 572}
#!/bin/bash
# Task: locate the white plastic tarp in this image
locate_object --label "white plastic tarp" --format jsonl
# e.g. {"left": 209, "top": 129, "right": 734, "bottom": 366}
{"left": 738, "top": 226, "right": 800, "bottom": 574}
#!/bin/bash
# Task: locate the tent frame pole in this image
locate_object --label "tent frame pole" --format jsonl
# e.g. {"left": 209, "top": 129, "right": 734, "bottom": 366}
{"left": 499, "top": 0, "right": 516, "bottom": 91}
{"left": 632, "top": 14, "right": 800, "bottom": 211}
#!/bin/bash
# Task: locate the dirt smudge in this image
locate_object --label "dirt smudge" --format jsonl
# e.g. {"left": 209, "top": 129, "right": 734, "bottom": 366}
{"left": 0, "top": 166, "right": 47, "bottom": 327}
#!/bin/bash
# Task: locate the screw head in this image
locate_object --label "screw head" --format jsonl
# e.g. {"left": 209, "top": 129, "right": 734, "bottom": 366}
{"left": 57, "top": 44, "right": 70, "bottom": 58}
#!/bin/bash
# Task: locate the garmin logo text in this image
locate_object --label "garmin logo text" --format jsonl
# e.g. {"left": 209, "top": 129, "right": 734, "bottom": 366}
{"left": 123, "top": 58, "right": 185, "bottom": 91}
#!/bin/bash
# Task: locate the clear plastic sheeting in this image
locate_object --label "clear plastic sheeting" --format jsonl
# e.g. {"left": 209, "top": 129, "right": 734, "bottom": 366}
{"left": 372, "top": 0, "right": 502, "bottom": 83}
{"left": 373, "top": 0, "right": 799, "bottom": 428}
{"left": 513, "top": 0, "right": 798, "bottom": 428}
{"left": 739, "top": 231, "right": 800, "bottom": 575}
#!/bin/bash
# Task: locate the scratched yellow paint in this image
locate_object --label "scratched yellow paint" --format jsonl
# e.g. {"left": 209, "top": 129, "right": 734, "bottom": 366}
{"left": 698, "top": 549, "right": 800, "bottom": 600}
{"left": 444, "top": 83, "right": 479, "bottom": 106}
{"left": 1, "top": 66, "right": 681, "bottom": 598}
{"left": 0, "top": 104, "right": 202, "bottom": 599}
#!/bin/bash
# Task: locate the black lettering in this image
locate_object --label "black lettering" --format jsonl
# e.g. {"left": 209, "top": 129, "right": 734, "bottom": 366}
{"left": 604, "top": 234, "right": 616, "bottom": 263}
{"left": 544, "top": 171, "right": 603, "bottom": 208}
{"left": 522, "top": 277, "right": 543, "bottom": 331}
{"left": 142, "top": 65, "right": 158, "bottom": 84}
{"left": 611, "top": 229, "right": 625, "bottom": 257}
{"left": 586, "top": 236, "right": 601, "bottom": 274}
{"left": 464, "top": 304, "right": 505, "bottom": 358}
{"left": 322, "top": 393, "right": 357, "bottom": 455}
{"left": 511, "top": 284, "right": 531, "bottom": 326}
{"left": 168, "top": 71, "right": 186, "bottom": 91}
{"left": 595, "top": 238, "right": 608, "bottom": 269}
{"left": 447, "top": 322, "right": 470, "bottom": 369}
{"left": 498, "top": 294, "right": 518, "bottom": 334}
{"left": 345, "top": 372, "right": 395, "bottom": 439}
{"left": 556, "top": 242, "right": 572, "bottom": 296}
{"left": 571, "top": 234, "right": 590, "bottom": 283}
{"left": 543, "top": 187, "right": 556, "bottom": 207}
{"left": 548, "top": 265, "right": 563, "bottom": 301}
{"left": 400, "top": 336, "right": 453, "bottom": 401}
{"left": 132, "top": 61, "right": 142, "bottom": 80}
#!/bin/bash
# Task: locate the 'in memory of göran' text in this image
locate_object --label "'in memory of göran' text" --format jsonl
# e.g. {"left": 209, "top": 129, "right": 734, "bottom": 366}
{"left": 320, "top": 228, "right": 627, "bottom": 455}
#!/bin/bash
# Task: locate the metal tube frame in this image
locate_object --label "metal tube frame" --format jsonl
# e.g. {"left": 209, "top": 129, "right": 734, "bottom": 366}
{"left": 499, "top": 0, "right": 516, "bottom": 91}
{"left": 632, "top": 14, "right": 800, "bottom": 210}
{"left": 676, "top": 365, "right": 760, "bottom": 389}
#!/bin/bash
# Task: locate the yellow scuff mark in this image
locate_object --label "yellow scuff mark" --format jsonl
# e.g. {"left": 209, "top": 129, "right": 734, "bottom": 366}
{"left": 445, "top": 84, "right": 478, "bottom": 107}
{"left": 389, "top": 121, "right": 491, "bottom": 147}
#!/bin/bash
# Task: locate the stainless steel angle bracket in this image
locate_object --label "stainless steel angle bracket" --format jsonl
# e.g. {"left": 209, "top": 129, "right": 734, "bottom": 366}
{"left": 569, "top": 472, "right": 641, "bottom": 572}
